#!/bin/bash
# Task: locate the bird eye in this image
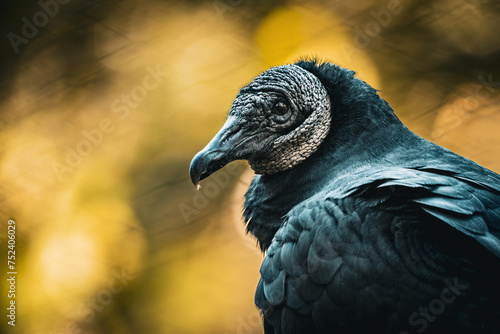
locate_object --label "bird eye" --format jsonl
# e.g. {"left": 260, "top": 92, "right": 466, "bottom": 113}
{"left": 271, "top": 101, "right": 288, "bottom": 116}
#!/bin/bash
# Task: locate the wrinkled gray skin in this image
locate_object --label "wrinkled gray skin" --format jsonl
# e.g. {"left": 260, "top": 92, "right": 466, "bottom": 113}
{"left": 234, "top": 65, "right": 331, "bottom": 174}
{"left": 189, "top": 65, "right": 331, "bottom": 187}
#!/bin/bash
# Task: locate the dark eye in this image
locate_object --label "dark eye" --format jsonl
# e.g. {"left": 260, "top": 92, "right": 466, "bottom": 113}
{"left": 272, "top": 101, "right": 288, "bottom": 116}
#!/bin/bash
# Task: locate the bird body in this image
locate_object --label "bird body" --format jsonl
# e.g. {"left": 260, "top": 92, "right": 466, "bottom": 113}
{"left": 190, "top": 60, "right": 500, "bottom": 333}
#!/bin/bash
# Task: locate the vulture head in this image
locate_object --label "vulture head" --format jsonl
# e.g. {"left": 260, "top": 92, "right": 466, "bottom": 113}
{"left": 190, "top": 60, "right": 403, "bottom": 249}
{"left": 189, "top": 63, "right": 333, "bottom": 188}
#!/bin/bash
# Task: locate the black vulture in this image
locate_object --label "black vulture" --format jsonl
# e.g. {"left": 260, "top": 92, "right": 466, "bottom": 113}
{"left": 189, "top": 60, "right": 500, "bottom": 334}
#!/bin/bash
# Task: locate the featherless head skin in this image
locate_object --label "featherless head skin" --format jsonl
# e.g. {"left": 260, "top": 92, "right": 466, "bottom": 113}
{"left": 189, "top": 64, "right": 331, "bottom": 187}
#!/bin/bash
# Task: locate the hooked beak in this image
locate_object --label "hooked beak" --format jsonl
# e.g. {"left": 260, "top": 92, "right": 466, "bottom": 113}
{"left": 189, "top": 116, "right": 244, "bottom": 189}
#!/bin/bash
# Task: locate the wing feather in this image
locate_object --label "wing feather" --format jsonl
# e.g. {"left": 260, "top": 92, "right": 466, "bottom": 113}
{"left": 257, "top": 166, "right": 500, "bottom": 333}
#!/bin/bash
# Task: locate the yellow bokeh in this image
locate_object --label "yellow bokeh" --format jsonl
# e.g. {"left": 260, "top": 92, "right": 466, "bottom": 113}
{"left": 0, "top": 1, "right": 498, "bottom": 334}
{"left": 255, "top": 5, "right": 381, "bottom": 88}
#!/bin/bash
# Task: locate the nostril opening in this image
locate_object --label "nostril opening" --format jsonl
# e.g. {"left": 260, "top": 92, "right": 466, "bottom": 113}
{"left": 220, "top": 127, "right": 240, "bottom": 146}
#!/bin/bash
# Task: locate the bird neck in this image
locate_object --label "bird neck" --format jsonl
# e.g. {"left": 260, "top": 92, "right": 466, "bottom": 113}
{"left": 243, "top": 93, "right": 413, "bottom": 251}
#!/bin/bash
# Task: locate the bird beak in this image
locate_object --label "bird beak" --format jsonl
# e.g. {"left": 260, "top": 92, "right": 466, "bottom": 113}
{"left": 189, "top": 116, "right": 243, "bottom": 189}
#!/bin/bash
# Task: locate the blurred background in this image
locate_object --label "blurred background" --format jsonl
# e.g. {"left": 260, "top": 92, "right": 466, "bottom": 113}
{"left": 0, "top": 0, "right": 499, "bottom": 333}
